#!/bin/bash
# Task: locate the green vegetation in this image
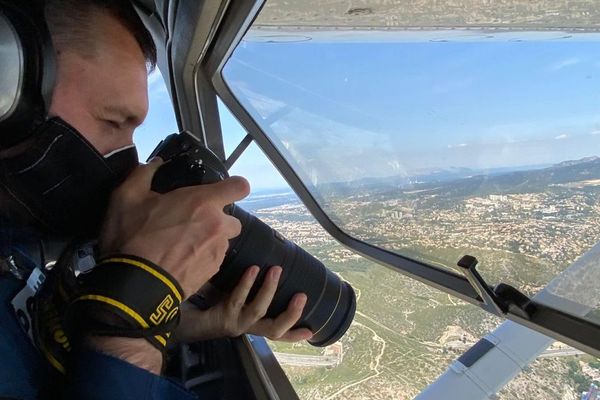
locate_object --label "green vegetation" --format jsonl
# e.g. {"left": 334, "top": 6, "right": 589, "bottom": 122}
{"left": 255, "top": 160, "right": 600, "bottom": 399}
{"left": 270, "top": 253, "right": 592, "bottom": 400}
{"left": 567, "top": 359, "right": 590, "bottom": 394}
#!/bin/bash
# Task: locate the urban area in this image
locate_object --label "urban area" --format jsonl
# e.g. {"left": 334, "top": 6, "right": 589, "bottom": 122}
{"left": 242, "top": 156, "right": 600, "bottom": 399}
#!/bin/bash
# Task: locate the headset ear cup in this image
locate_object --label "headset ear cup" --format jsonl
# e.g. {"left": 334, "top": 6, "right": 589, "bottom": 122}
{"left": 0, "top": 1, "right": 56, "bottom": 149}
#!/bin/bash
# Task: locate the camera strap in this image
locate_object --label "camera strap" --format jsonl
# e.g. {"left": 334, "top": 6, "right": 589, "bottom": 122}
{"left": 68, "top": 255, "right": 183, "bottom": 353}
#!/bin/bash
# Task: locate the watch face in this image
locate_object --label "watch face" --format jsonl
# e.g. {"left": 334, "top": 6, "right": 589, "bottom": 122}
{"left": 0, "top": 10, "right": 24, "bottom": 122}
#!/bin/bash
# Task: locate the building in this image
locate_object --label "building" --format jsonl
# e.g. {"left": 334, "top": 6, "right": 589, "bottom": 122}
{"left": 582, "top": 383, "right": 600, "bottom": 400}
{"left": 489, "top": 194, "right": 508, "bottom": 202}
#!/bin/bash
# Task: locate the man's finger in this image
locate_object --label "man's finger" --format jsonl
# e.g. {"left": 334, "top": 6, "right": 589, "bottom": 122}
{"left": 227, "top": 266, "right": 260, "bottom": 311}
{"left": 277, "top": 328, "right": 313, "bottom": 343}
{"left": 118, "top": 157, "right": 163, "bottom": 193}
{"left": 267, "top": 293, "right": 307, "bottom": 338}
{"left": 181, "top": 176, "right": 250, "bottom": 206}
{"left": 221, "top": 213, "right": 243, "bottom": 239}
{"left": 248, "top": 292, "right": 308, "bottom": 340}
{"left": 243, "top": 266, "right": 281, "bottom": 322}
{"left": 209, "top": 176, "right": 250, "bottom": 205}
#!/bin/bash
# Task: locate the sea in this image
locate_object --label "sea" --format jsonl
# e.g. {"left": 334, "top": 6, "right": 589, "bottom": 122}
{"left": 238, "top": 188, "right": 300, "bottom": 212}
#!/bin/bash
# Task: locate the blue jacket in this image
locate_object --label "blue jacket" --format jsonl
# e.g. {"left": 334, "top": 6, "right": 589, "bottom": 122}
{"left": 0, "top": 275, "right": 198, "bottom": 399}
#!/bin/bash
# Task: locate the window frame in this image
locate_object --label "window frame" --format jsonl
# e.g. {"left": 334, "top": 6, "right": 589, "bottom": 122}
{"left": 186, "top": 0, "right": 600, "bottom": 357}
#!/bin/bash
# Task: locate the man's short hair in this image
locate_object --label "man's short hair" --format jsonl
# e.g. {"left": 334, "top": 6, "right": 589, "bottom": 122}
{"left": 45, "top": 0, "right": 157, "bottom": 70}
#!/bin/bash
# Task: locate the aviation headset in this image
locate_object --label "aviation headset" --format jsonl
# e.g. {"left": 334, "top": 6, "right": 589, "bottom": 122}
{"left": 0, "top": 0, "right": 55, "bottom": 148}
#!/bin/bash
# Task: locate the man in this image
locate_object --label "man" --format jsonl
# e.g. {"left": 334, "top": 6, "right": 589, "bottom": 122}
{"left": 0, "top": 0, "right": 311, "bottom": 398}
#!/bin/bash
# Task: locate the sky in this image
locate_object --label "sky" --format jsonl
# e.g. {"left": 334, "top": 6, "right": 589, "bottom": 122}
{"left": 134, "top": 68, "right": 289, "bottom": 192}
{"left": 134, "top": 31, "right": 600, "bottom": 190}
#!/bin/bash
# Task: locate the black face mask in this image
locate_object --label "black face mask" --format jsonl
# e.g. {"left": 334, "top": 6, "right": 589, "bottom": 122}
{"left": 0, "top": 117, "right": 138, "bottom": 238}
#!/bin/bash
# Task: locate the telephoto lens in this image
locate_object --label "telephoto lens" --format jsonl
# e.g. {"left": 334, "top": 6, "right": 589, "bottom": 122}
{"left": 208, "top": 207, "right": 356, "bottom": 346}
{"left": 150, "top": 132, "right": 356, "bottom": 346}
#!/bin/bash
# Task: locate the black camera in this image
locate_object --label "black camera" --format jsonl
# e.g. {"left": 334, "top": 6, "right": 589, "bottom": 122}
{"left": 148, "top": 131, "right": 356, "bottom": 347}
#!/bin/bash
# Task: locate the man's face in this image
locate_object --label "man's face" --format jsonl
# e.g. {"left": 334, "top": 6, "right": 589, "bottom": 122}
{"left": 48, "top": 10, "right": 149, "bottom": 155}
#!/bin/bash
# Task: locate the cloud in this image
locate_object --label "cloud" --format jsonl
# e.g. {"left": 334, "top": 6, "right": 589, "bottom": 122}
{"left": 447, "top": 143, "right": 468, "bottom": 149}
{"left": 549, "top": 58, "right": 580, "bottom": 71}
{"left": 148, "top": 69, "right": 162, "bottom": 85}
{"left": 591, "top": 130, "right": 600, "bottom": 135}
{"left": 387, "top": 160, "right": 403, "bottom": 171}
{"left": 148, "top": 69, "right": 168, "bottom": 95}
{"left": 555, "top": 134, "right": 568, "bottom": 140}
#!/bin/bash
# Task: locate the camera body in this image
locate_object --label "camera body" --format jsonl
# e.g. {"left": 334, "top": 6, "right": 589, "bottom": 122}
{"left": 149, "top": 131, "right": 228, "bottom": 193}
{"left": 149, "top": 132, "right": 356, "bottom": 347}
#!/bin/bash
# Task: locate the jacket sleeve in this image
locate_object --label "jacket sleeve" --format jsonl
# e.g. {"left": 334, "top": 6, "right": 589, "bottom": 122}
{"left": 0, "top": 277, "right": 55, "bottom": 400}
{"left": 64, "top": 349, "right": 198, "bottom": 400}
{"left": 1, "top": 275, "right": 198, "bottom": 400}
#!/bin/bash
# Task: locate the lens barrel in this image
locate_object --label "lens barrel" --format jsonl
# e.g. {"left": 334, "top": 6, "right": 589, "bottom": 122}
{"left": 202, "top": 207, "right": 356, "bottom": 347}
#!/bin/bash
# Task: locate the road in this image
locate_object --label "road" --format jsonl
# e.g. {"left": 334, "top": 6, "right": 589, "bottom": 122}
{"left": 274, "top": 352, "right": 340, "bottom": 367}
{"left": 538, "top": 347, "right": 585, "bottom": 358}
{"left": 323, "top": 321, "right": 386, "bottom": 400}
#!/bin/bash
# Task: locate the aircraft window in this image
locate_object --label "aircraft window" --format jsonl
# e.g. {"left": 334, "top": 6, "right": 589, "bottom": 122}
{"left": 217, "top": 99, "right": 600, "bottom": 400}
{"left": 221, "top": 97, "right": 248, "bottom": 159}
{"left": 221, "top": 19, "right": 600, "bottom": 328}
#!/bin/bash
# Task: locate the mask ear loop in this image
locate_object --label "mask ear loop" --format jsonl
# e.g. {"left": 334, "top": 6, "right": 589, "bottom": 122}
{"left": 102, "top": 144, "right": 137, "bottom": 159}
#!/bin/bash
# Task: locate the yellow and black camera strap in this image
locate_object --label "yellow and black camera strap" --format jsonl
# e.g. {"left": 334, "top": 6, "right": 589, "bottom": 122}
{"left": 5, "top": 237, "right": 184, "bottom": 374}
{"left": 68, "top": 254, "right": 183, "bottom": 352}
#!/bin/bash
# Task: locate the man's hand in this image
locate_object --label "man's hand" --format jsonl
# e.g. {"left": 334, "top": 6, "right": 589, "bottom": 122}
{"left": 99, "top": 159, "right": 249, "bottom": 298}
{"left": 175, "top": 266, "right": 314, "bottom": 343}
{"left": 91, "top": 159, "right": 250, "bottom": 373}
